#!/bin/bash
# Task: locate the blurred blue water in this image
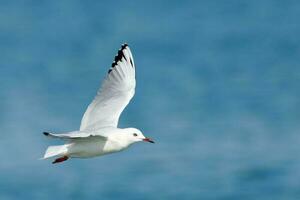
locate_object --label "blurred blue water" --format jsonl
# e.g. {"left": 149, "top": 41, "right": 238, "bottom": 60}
{"left": 1, "top": 0, "right": 300, "bottom": 199}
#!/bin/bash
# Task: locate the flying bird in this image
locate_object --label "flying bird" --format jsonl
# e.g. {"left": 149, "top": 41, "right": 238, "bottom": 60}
{"left": 42, "top": 44, "right": 154, "bottom": 164}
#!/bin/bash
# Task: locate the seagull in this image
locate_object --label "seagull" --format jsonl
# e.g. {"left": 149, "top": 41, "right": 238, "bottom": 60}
{"left": 42, "top": 44, "right": 154, "bottom": 164}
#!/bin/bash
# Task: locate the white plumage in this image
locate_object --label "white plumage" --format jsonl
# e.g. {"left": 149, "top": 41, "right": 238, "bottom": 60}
{"left": 42, "top": 44, "right": 154, "bottom": 164}
{"left": 80, "top": 44, "right": 136, "bottom": 130}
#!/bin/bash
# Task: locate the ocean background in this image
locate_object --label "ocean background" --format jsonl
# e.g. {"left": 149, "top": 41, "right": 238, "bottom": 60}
{"left": 1, "top": 0, "right": 300, "bottom": 199}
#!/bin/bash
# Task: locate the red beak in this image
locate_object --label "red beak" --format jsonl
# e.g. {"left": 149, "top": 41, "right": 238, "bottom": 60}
{"left": 143, "top": 138, "right": 155, "bottom": 143}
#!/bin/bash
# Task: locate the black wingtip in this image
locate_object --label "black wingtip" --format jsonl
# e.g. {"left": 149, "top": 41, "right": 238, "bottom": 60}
{"left": 108, "top": 43, "right": 130, "bottom": 74}
{"left": 43, "top": 132, "right": 50, "bottom": 136}
{"left": 122, "top": 43, "right": 128, "bottom": 48}
{"left": 113, "top": 44, "right": 127, "bottom": 64}
{"left": 111, "top": 61, "right": 117, "bottom": 68}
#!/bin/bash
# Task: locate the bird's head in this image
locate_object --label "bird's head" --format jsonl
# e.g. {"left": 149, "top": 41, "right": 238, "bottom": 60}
{"left": 123, "top": 128, "right": 155, "bottom": 144}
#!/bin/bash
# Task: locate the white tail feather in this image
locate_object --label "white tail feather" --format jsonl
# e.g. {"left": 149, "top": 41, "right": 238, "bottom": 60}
{"left": 43, "top": 145, "right": 68, "bottom": 159}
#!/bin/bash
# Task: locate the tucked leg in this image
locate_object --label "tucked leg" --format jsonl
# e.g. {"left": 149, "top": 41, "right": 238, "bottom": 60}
{"left": 52, "top": 156, "right": 69, "bottom": 164}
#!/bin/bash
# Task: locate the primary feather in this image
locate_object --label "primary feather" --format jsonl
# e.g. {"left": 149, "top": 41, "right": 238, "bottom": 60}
{"left": 80, "top": 44, "right": 136, "bottom": 131}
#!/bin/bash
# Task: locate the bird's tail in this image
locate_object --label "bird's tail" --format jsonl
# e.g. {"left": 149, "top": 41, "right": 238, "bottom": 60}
{"left": 42, "top": 145, "right": 68, "bottom": 159}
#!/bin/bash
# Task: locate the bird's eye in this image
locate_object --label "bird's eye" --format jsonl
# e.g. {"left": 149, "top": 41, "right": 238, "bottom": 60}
{"left": 133, "top": 133, "right": 138, "bottom": 137}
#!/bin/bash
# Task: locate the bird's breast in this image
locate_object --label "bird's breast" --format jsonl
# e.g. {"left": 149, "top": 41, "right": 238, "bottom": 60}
{"left": 104, "top": 139, "right": 129, "bottom": 153}
{"left": 67, "top": 138, "right": 129, "bottom": 158}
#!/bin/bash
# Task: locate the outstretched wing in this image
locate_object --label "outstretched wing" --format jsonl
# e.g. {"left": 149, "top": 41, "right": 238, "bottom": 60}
{"left": 80, "top": 44, "right": 136, "bottom": 131}
{"left": 43, "top": 131, "right": 107, "bottom": 140}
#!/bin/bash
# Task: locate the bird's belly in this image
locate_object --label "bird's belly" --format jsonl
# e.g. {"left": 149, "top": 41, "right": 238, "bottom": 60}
{"left": 67, "top": 139, "right": 124, "bottom": 158}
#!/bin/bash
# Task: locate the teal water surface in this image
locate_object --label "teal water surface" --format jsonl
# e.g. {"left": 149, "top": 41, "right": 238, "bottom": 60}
{"left": 1, "top": 1, "right": 300, "bottom": 199}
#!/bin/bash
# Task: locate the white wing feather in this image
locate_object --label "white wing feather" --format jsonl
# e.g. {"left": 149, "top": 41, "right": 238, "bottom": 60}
{"left": 43, "top": 131, "right": 107, "bottom": 140}
{"left": 80, "top": 44, "right": 136, "bottom": 131}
